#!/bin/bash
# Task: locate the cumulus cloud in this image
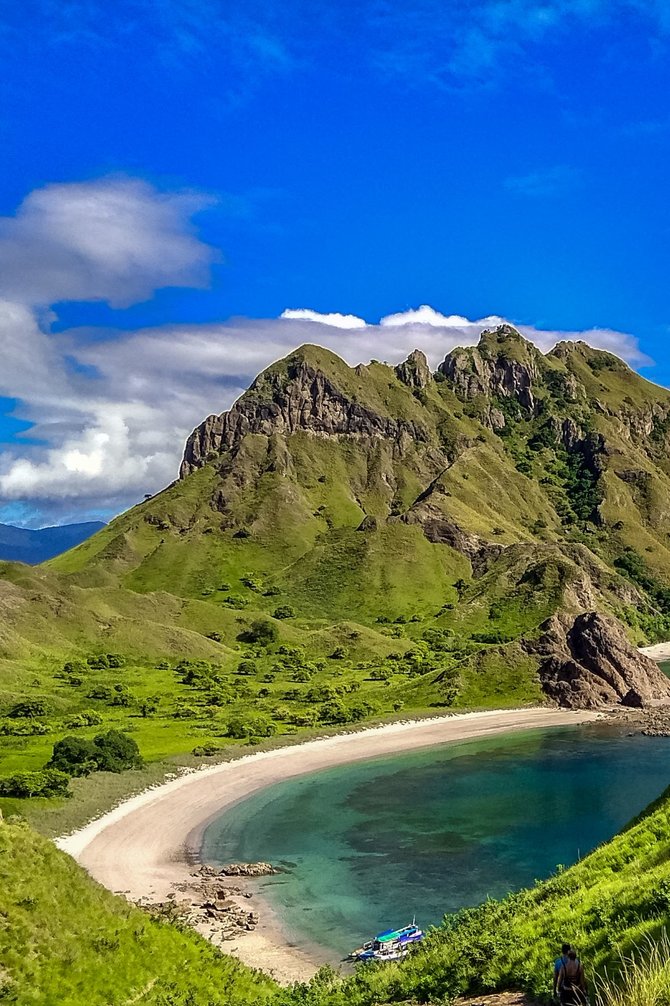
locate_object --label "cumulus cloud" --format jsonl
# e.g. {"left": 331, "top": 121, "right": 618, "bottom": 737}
{"left": 0, "top": 177, "right": 217, "bottom": 307}
{"left": 280, "top": 308, "right": 366, "bottom": 329}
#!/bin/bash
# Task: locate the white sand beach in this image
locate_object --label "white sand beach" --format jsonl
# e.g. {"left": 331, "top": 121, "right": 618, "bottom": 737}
{"left": 640, "top": 642, "right": 670, "bottom": 662}
{"left": 57, "top": 707, "right": 599, "bottom": 984}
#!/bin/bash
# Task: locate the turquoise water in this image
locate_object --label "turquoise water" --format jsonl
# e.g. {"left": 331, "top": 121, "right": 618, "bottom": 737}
{"left": 201, "top": 725, "right": 670, "bottom": 957}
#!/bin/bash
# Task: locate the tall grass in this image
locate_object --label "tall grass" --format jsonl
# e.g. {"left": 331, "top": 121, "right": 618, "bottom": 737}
{"left": 596, "top": 934, "right": 670, "bottom": 1006}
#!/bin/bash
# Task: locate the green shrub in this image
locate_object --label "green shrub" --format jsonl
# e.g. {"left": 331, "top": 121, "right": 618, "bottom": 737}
{"left": 47, "top": 730, "right": 142, "bottom": 776}
{"left": 273, "top": 605, "right": 296, "bottom": 619}
{"left": 87, "top": 685, "right": 114, "bottom": 701}
{"left": 64, "top": 710, "right": 104, "bottom": 729}
{"left": 236, "top": 659, "right": 257, "bottom": 676}
{"left": 7, "top": 700, "right": 48, "bottom": 719}
{"left": 192, "top": 744, "right": 221, "bottom": 757}
{"left": 0, "top": 769, "right": 70, "bottom": 798}
{"left": 244, "top": 619, "right": 279, "bottom": 645}
{"left": 0, "top": 719, "right": 49, "bottom": 736}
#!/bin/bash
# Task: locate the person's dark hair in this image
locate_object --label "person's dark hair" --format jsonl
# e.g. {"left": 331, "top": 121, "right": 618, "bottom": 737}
{"left": 562, "top": 944, "right": 571, "bottom": 954}
{"left": 568, "top": 951, "right": 577, "bottom": 961}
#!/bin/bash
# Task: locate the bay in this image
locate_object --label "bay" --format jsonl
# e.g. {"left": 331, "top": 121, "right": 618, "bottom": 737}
{"left": 201, "top": 725, "right": 670, "bottom": 957}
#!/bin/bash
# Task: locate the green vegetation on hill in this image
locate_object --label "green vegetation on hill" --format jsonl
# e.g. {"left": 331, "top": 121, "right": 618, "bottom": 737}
{"left": 3, "top": 328, "right": 670, "bottom": 1003}
{"left": 5, "top": 327, "right": 670, "bottom": 817}
{"left": 0, "top": 816, "right": 275, "bottom": 1006}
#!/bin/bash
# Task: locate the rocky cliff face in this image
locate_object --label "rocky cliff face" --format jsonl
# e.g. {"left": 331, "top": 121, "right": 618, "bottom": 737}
{"left": 180, "top": 354, "right": 429, "bottom": 477}
{"left": 438, "top": 325, "right": 541, "bottom": 410}
{"left": 395, "top": 349, "right": 431, "bottom": 389}
{"left": 529, "top": 611, "right": 670, "bottom": 708}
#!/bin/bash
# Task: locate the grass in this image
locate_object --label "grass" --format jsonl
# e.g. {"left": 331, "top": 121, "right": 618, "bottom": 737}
{"left": 0, "top": 816, "right": 277, "bottom": 1006}
{"left": 594, "top": 933, "right": 670, "bottom": 1006}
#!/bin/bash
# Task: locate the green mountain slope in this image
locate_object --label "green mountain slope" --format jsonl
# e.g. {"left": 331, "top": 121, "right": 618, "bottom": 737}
{"left": 50, "top": 330, "right": 670, "bottom": 629}
{"left": 0, "top": 815, "right": 275, "bottom": 1006}
{"left": 3, "top": 326, "right": 670, "bottom": 818}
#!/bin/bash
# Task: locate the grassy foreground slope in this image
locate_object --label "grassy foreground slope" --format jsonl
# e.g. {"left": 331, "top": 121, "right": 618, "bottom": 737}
{"left": 0, "top": 816, "right": 276, "bottom": 1006}
{"left": 280, "top": 785, "right": 670, "bottom": 1006}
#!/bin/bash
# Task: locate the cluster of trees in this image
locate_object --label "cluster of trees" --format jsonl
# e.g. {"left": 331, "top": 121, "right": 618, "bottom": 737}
{"left": 86, "top": 653, "right": 126, "bottom": 669}
{"left": 615, "top": 547, "right": 670, "bottom": 613}
{"left": 48, "top": 730, "right": 143, "bottom": 777}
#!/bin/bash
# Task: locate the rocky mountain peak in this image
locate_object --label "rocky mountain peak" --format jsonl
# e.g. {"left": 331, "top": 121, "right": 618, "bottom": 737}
{"left": 438, "top": 323, "right": 541, "bottom": 410}
{"left": 180, "top": 345, "right": 429, "bottom": 477}
{"left": 395, "top": 349, "right": 431, "bottom": 389}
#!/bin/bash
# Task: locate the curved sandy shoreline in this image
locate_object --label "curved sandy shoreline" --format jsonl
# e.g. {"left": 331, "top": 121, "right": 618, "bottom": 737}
{"left": 57, "top": 707, "right": 599, "bottom": 984}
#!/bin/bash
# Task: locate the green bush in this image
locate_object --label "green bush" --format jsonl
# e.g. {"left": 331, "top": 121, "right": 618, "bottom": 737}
{"left": 273, "top": 605, "right": 296, "bottom": 619}
{"left": 244, "top": 619, "right": 279, "bottom": 645}
{"left": 0, "top": 769, "right": 70, "bottom": 798}
{"left": 47, "top": 730, "right": 142, "bottom": 777}
{"left": 7, "top": 700, "right": 48, "bottom": 719}
{"left": 192, "top": 744, "right": 221, "bottom": 757}
{"left": 64, "top": 710, "right": 104, "bottom": 729}
{"left": 0, "top": 719, "right": 49, "bottom": 736}
{"left": 87, "top": 685, "right": 114, "bottom": 701}
{"left": 236, "top": 659, "right": 257, "bottom": 676}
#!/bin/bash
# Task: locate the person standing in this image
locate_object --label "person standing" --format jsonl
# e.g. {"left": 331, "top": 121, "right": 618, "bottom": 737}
{"left": 553, "top": 944, "right": 572, "bottom": 998}
{"left": 558, "top": 949, "right": 586, "bottom": 1006}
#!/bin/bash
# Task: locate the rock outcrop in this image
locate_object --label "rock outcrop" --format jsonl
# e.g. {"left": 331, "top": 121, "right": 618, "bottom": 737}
{"left": 395, "top": 350, "right": 431, "bottom": 390}
{"left": 180, "top": 351, "right": 429, "bottom": 477}
{"left": 438, "top": 325, "right": 540, "bottom": 411}
{"left": 529, "top": 611, "right": 670, "bottom": 709}
{"left": 218, "top": 862, "right": 279, "bottom": 877}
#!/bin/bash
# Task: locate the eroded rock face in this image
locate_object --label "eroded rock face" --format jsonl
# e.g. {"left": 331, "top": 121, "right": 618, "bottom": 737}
{"left": 180, "top": 358, "right": 429, "bottom": 477}
{"left": 529, "top": 611, "right": 670, "bottom": 709}
{"left": 438, "top": 325, "right": 539, "bottom": 411}
{"left": 395, "top": 350, "right": 431, "bottom": 390}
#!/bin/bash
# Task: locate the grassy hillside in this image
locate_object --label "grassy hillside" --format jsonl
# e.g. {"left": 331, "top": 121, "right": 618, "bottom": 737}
{"left": 0, "top": 815, "right": 276, "bottom": 1006}
{"left": 4, "top": 328, "right": 670, "bottom": 818}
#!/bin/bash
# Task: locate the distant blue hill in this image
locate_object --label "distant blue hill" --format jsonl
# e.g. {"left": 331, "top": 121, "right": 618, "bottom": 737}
{"left": 0, "top": 521, "right": 105, "bottom": 564}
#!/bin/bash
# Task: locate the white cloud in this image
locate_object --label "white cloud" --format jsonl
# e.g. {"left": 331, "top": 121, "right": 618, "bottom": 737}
{"left": 0, "top": 177, "right": 217, "bottom": 307}
{"left": 280, "top": 308, "right": 367, "bottom": 329}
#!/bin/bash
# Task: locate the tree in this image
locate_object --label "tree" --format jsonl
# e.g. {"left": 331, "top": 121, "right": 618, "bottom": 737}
{"left": 0, "top": 769, "right": 70, "bottom": 798}
{"left": 236, "top": 659, "right": 257, "bottom": 676}
{"left": 139, "top": 696, "right": 161, "bottom": 717}
{"left": 244, "top": 619, "right": 278, "bottom": 645}
{"left": 47, "top": 736, "right": 98, "bottom": 777}
{"left": 47, "top": 730, "right": 142, "bottom": 776}
{"left": 92, "top": 730, "right": 143, "bottom": 772}
{"left": 273, "top": 605, "right": 295, "bottom": 619}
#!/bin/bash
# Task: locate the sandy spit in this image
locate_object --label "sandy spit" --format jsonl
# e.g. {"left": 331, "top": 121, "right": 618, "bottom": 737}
{"left": 640, "top": 642, "right": 670, "bottom": 662}
{"left": 56, "top": 707, "right": 599, "bottom": 985}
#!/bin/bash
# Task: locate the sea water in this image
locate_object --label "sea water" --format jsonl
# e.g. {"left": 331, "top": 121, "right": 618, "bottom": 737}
{"left": 201, "top": 724, "right": 670, "bottom": 957}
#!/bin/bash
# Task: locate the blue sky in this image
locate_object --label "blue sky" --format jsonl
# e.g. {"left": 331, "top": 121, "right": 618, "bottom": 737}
{"left": 1, "top": 0, "right": 669, "bottom": 525}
